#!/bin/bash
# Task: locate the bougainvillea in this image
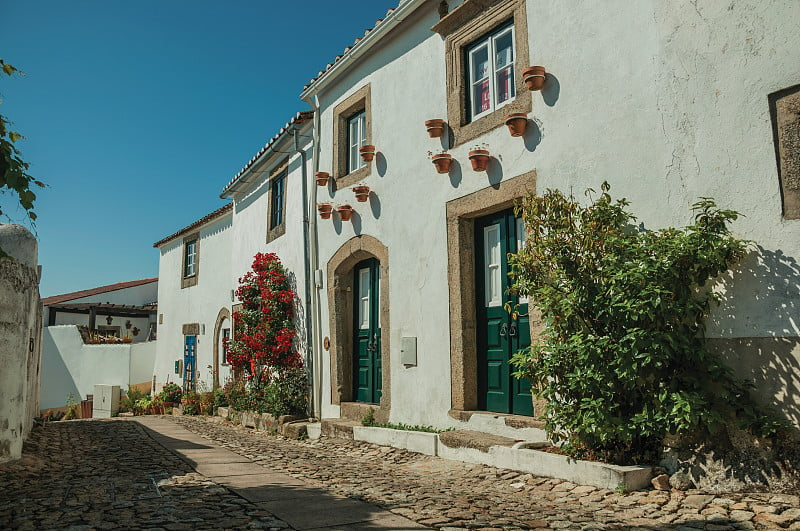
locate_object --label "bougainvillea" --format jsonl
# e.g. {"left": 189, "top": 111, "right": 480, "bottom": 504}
{"left": 226, "top": 252, "right": 302, "bottom": 382}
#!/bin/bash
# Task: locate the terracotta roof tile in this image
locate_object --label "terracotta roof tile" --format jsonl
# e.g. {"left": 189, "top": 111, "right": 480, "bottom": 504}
{"left": 221, "top": 111, "right": 314, "bottom": 196}
{"left": 152, "top": 202, "right": 233, "bottom": 248}
{"left": 42, "top": 278, "right": 158, "bottom": 306}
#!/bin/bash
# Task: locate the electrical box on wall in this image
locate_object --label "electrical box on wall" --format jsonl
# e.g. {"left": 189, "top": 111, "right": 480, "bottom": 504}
{"left": 401, "top": 336, "right": 417, "bottom": 366}
{"left": 175, "top": 360, "right": 183, "bottom": 375}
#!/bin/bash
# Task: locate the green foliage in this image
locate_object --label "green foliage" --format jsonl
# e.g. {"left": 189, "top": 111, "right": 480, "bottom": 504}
{"left": 361, "top": 408, "right": 376, "bottom": 426}
{"left": 0, "top": 59, "right": 45, "bottom": 228}
{"left": 120, "top": 387, "right": 147, "bottom": 413}
{"left": 133, "top": 397, "right": 152, "bottom": 416}
{"left": 246, "top": 367, "right": 308, "bottom": 417}
{"left": 158, "top": 382, "right": 182, "bottom": 403}
{"left": 213, "top": 387, "right": 228, "bottom": 408}
{"left": 509, "top": 183, "right": 779, "bottom": 463}
{"left": 182, "top": 390, "right": 201, "bottom": 416}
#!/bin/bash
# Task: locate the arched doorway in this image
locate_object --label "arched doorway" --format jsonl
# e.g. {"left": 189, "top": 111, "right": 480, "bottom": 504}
{"left": 327, "top": 235, "right": 390, "bottom": 422}
{"left": 212, "top": 307, "right": 231, "bottom": 389}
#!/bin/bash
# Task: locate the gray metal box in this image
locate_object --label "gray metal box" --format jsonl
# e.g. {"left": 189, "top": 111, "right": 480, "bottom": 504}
{"left": 92, "top": 384, "right": 120, "bottom": 418}
{"left": 401, "top": 336, "right": 417, "bottom": 366}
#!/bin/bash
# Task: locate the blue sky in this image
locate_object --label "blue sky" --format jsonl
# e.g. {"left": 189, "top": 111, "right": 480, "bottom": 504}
{"left": 1, "top": 1, "right": 397, "bottom": 297}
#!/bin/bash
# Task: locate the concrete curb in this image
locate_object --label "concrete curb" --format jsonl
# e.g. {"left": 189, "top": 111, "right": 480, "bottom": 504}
{"left": 353, "top": 426, "right": 439, "bottom": 456}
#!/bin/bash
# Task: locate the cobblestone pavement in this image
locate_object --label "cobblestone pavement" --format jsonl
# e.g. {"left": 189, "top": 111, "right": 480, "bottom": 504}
{"left": 0, "top": 419, "right": 290, "bottom": 530}
{"left": 170, "top": 416, "right": 800, "bottom": 531}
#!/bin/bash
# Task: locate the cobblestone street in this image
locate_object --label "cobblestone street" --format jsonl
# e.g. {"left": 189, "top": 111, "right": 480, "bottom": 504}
{"left": 1, "top": 416, "right": 799, "bottom": 530}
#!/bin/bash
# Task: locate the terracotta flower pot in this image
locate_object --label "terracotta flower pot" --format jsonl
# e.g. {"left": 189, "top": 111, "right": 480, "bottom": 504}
{"left": 505, "top": 113, "right": 528, "bottom": 137}
{"left": 353, "top": 185, "right": 370, "bottom": 202}
{"left": 315, "top": 172, "right": 330, "bottom": 186}
{"left": 522, "top": 66, "right": 546, "bottom": 91}
{"left": 317, "top": 203, "right": 333, "bottom": 219}
{"left": 359, "top": 145, "right": 376, "bottom": 162}
{"left": 431, "top": 153, "right": 453, "bottom": 174}
{"left": 425, "top": 119, "right": 445, "bottom": 138}
{"left": 468, "top": 149, "right": 491, "bottom": 172}
{"left": 337, "top": 205, "right": 354, "bottom": 221}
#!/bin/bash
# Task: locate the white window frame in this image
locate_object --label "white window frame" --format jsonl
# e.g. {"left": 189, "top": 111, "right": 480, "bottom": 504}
{"left": 347, "top": 110, "right": 367, "bottom": 174}
{"left": 467, "top": 23, "right": 516, "bottom": 122}
{"left": 184, "top": 240, "right": 197, "bottom": 278}
{"left": 484, "top": 224, "right": 502, "bottom": 308}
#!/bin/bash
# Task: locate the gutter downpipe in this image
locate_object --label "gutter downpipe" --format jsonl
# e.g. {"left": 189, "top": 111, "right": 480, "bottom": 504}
{"left": 293, "top": 126, "right": 315, "bottom": 417}
{"left": 307, "top": 96, "right": 323, "bottom": 420}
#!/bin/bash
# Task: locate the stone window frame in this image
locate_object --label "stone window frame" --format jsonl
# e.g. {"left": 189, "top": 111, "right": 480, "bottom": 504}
{"left": 181, "top": 233, "right": 199, "bottom": 289}
{"left": 432, "top": 0, "right": 531, "bottom": 148}
{"left": 445, "top": 170, "right": 543, "bottom": 417}
{"left": 267, "top": 159, "right": 289, "bottom": 242}
{"left": 769, "top": 84, "right": 800, "bottom": 220}
{"left": 332, "top": 84, "right": 372, "bottom": 189}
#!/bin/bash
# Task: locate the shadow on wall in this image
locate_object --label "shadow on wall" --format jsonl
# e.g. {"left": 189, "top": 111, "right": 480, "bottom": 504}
{"left": 707, "top": 246, "right": 800, "bottom": 427}
{"left": 40, "top": 329, "right": 81, "bottom": 410}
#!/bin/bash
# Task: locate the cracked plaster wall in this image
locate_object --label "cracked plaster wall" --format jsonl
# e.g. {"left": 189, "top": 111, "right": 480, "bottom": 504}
{"left": 0, "top": 224, "right": 42, "bottom": 463}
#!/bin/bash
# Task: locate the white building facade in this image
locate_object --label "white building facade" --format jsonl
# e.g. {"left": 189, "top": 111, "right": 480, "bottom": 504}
{"left": 153, "top": 0, "right": 800, "bottom": 429}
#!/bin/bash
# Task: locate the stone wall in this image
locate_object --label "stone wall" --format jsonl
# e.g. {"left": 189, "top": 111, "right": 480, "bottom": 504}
{"left": 0, "top": 223, "right": 43, "bottom": 463}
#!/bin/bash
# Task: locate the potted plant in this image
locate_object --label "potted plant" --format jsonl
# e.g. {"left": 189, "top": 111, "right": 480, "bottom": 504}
{"left": 505, "top": 113, "right": 528, "bottom": 137}
{"left": 468, "top": 144, "right": 491, "bottom": 172}
{"left": 359, "top": 145, "right": 376, "bottom": 162}
{"left": 159, "top": 382, "right": 182, "bottom": 407}
{"left": 122, "top": 336, "right": 133, "bottom": 344}
{"left": 315, "top": 171, "right": 330, "bottom": 186}
{"left": 522, "top": 66, "right": 546, "bottom": 91}
{"left": 317, "top": 202, "right": 333, "bottom": 219}
{"left": 424, "top": 119, "right": 445, "bottom": 138}
{"left": 337, "top": 204, "right": 354, "bottom": 221}
{"left": 353, "top": 184, "right": 370, "bottom": 202}
{"left": 428, "top": 150, "right": 453, "bottom": 174}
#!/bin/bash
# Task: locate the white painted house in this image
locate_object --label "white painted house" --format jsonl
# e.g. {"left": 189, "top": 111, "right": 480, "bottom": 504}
{"left": 153, "top": 0, "right": 800, "bottom": 430}
{"left": 40, "top": 278, "right": 158, "bottom": 409}
{"left": 153, "top": 111, "right": 314, "bottom": 394}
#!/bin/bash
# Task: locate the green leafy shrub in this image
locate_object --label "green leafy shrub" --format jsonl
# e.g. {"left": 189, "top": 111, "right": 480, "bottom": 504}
{"left": 133, "top": 397, "right": 152, "bottom": 416}
{"left": 120, "top": 387, "right": 146, "bottom": 413}
{"left": 213, "top": 387, "right": 228, "bottom": 408}
{"left": 159, "top": 382, "right": 182, "bottom": 403}
{"left": 510, "top": 183, "right": 783, "bottom": 463}
{"left": 182, "top": 390, "right": 201, "bottom": 415}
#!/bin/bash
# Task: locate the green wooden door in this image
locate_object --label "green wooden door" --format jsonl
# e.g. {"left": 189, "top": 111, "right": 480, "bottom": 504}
{"left": 476, "top": 210, "right": 532, "bottom": 415}
{"left": 354, "top": 258, "right": 382, "bottom": 404}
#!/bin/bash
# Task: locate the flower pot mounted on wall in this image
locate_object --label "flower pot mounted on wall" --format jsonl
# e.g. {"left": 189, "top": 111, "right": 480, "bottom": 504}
{"left": 468, "top": 149, "right": 490, "bottom": 172}
{"left": 425, "top": 119, "right": 445, "bottom": 138}
{"left": 431, "top": 152, "right": 453, "bottom": 174}
{"left": 505, "top": 113, "right": 528, "bottom": 137}
{"left": 353, "top": 185, "right": 370, "bottom": 202}
{"left": 337, "top": 204, "right": 354, "bottom": 221}
{"left": 522, "top": 66, "right": 546, "bottom": 91}
{"left": 317, "top": 203, "right": 333, "bottom": 219}
{"left": 315, "top": 172, "right": 330, "bottom": 186}
{"left": 359, "top": 145, "right": 376, "bottom": 162}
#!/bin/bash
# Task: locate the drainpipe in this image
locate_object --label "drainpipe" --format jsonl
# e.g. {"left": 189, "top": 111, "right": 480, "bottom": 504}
{"left": 293, "top": 127, "right": 315, "bottom": 417}
{"left": 307, "top": 96, "right": 324, "bottom": 420}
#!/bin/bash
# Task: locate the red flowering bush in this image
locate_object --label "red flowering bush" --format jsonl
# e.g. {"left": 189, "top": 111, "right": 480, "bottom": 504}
{"left": 226, "top": 253, "right": 308, "bottom": 416}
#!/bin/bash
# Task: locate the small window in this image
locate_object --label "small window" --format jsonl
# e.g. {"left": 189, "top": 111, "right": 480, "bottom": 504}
{"left": 467, "top": 23, "right": 515, "bottom": 121}
{"left": 347, "top": 110, "right": 367, "bottom": 173}
{"left": 221, "top": 327, "right": 230, "bottom": 365}
{"left": 270, "top": 170, "right": 286, "bottom": 229}
{"left": 184, "top": 239, "right": 197, "bottom": 277}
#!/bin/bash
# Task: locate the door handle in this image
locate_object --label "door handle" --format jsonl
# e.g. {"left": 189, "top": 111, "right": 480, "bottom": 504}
{"left": 499, "top": 323, "right": 508, "bottom": 338}
{"left": 509, "top": 322, "right": 517, "bottom": 337}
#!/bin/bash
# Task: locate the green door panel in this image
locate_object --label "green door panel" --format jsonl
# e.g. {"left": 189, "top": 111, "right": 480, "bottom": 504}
{"left": 476, "top": 209, "right": 533, "bottom": 416}
{"left": 353, "top": 258, "right": 381, "bottom": 404}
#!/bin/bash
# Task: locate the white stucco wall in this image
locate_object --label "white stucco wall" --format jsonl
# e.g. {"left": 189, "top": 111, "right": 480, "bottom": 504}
{"left": 154, "top": 211, "right": 234, "bottom": 391}
{"left": 230, "top": 129, "right": 312, "bottom": 364}
{"left": 309, "top": 0, "right": 800, "bottom": 427}
{"left": 40, "top": 325, "right": 154, "bottom": 409}
{"left": 0, "top": 224, "right": 42, "bottom": 463}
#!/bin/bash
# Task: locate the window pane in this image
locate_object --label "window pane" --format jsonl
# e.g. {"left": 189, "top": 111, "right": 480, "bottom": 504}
{"left": 358, "top": 113, "right": 366, "bottom": 145}
{"left": 494, "top": 30, "right": 513, "bottom": 68}
{"left": 496, "top": 66, "right": 514, "bottom": 104}
{"left": 358, "top": 268, "right": 370, "bottom": 330}
{"left": 471, "top": 45, "right": 489, "bottom": 81}
{"left": 348, "top": 111, "right": 366, "bottom": 173}
{"left": 271, "top": 173, "right": 285, "bottom": 228}
{"left": 484, "top": 225, "right": 501, "bottom": 307}
{"left": 473, "top": 79, "right": 491, "bottom": 115}
{"left": 515, "top": 217, "right": 528, "bottom": 304}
